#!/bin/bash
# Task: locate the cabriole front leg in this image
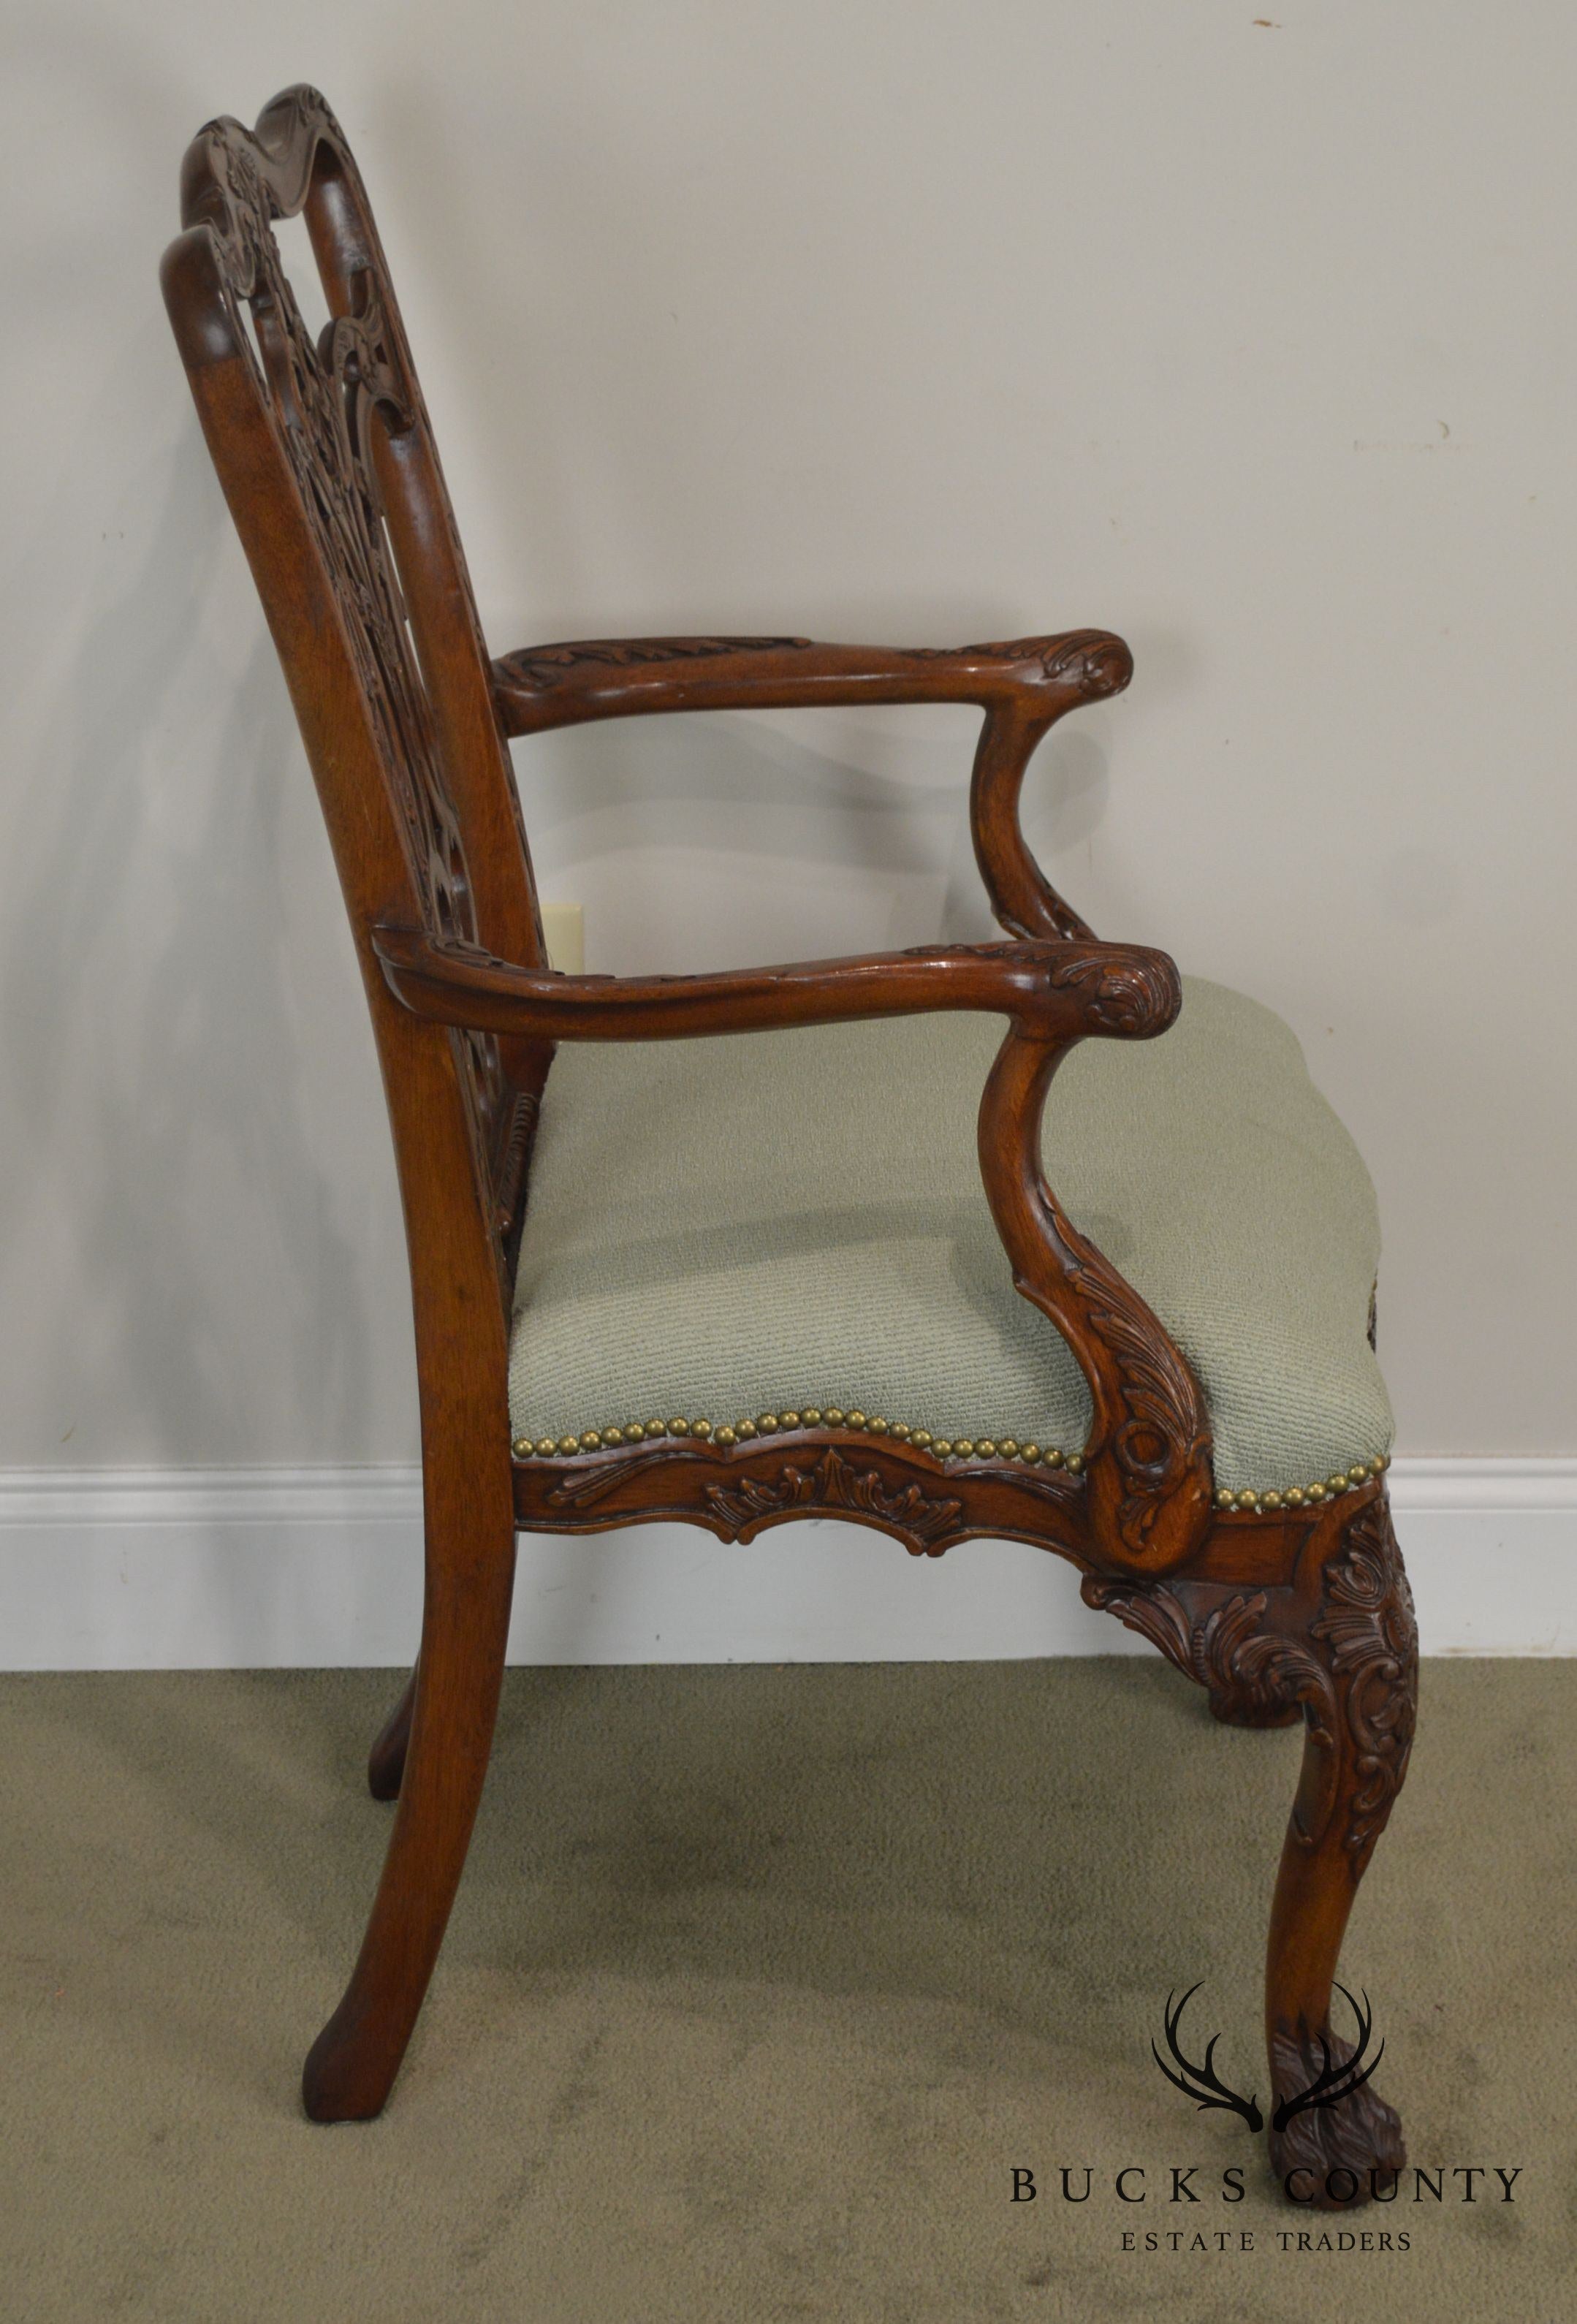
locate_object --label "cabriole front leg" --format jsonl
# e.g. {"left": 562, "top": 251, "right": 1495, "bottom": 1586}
{"left": 1082, "top": 1484, "right": 1416, "bottom": 2206}
{"left": 1263, "top": 1491, "right": 1416, "bottom": 2203}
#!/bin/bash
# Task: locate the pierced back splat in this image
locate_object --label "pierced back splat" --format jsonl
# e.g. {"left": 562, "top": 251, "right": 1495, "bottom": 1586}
{"left": 164, "top": 86, "right": 545, "bottom": 1299}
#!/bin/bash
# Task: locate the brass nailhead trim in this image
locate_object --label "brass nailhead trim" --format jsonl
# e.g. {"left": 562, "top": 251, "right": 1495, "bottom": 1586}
{"left": 1212, "top": 1454, "right": 1389, "bottom": 1514}
{"left": 508, "top": 1423, "right": 1391, "bottom": 1507}
{"left": 512, "top": 1408, "right": 1079, "bottom": 1474}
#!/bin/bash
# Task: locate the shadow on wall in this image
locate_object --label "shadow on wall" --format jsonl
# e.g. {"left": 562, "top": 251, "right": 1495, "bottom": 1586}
{"left": 363, "top": 72, "right": 1116, "bottom": 972}
{"left": 1, "top": 414, "right": 376, "bottom": 1467}
{"left": 505, "top": 705, "right": 1113, "bottom": 975}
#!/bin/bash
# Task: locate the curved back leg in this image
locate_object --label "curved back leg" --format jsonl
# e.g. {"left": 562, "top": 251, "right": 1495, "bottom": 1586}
{"left": 303, "top": 1452, "right": 517, "bottom": 2121}
{"left": 368, "top": 1670, "right": 417, "bottom": 1801}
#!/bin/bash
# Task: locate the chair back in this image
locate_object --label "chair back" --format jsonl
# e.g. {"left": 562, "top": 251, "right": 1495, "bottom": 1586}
{"left": 162, "top": 87, "right": 545, "bottom": 1315}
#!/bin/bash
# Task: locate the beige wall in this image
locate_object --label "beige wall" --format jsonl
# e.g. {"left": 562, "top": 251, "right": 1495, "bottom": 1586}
{"left": 2, "top": 0, "right": 1573, "bottom": 1470}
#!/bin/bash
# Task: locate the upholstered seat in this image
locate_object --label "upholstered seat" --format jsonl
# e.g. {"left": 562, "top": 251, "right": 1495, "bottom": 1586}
{"left": 509, "top": 976, "right": 1392, "bottom": 1498}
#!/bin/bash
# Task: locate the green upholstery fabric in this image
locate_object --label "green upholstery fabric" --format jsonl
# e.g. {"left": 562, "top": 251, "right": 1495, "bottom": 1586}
{"left": 508, "top": 978, "right": 1393, "bottom": 1495}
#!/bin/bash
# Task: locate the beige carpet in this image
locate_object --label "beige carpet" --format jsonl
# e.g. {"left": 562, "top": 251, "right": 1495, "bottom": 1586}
{"left": 2, "top": 1659, "right": 1571, "bottom": 2322}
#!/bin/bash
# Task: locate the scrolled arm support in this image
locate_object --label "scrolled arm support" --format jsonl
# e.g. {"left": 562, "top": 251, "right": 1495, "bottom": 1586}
{"left": 490, "top": 626, "right": 1129, "bottom": 947}
{"left": 970, "top": 701, "right": 1096, "bottom": 944}
{"left": 976, "top": 1018, "right": 1215, "bottom": 1576}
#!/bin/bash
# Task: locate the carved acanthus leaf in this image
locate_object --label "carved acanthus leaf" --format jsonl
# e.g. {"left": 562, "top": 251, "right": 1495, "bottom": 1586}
{"left": 544, "top": 1447, "right": 694, "bottom": 1509}
{"left": 902, "top": 629, "right": 1132, "bottom": 697}
{"left": 1037, "top": 631, "right": 1133, "bottom": 696}
{"left": 704, "top": 1447, "right": 962, "bottom": 1552}
{"left": 1081, "top": 1576, "right": 1329, "bottom": 1733}
{"left": 1311, "top": 1500, "right": 1418, "bottom": 1869}
{"left": 1045, "top": 946, "right": 1180, "bottom": 1039}
{"left": 1063, "top": 1249, "right": 1209, "bottom": 1560}
{"left": 1084, "top": 1495, "right": 1416, "bottom": 1867}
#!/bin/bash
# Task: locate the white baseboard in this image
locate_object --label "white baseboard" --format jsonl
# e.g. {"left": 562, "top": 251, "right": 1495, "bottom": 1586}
{"left": 0, "top": 1457, "right": 1570, "bottom": 1670}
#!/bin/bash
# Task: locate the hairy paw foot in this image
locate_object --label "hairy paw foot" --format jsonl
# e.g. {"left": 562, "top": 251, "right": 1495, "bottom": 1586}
{"left": 1268, "top": 2020, "right": 1405, "bottom": 2206}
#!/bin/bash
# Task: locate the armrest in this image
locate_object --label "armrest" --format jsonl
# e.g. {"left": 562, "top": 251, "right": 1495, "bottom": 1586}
{"left": 372, "top": 924, "right": 1180, "bottom": 1047}
{"left": 490, "top": 629, "right": 1131, "bottom": 736}
{"left": 492, "top": 627, "right": 1131, "bottom": 946}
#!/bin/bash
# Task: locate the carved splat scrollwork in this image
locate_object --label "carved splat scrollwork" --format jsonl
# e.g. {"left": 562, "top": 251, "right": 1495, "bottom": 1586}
{"left": 189, "top": 91, "right": 530, "bottom": 1282}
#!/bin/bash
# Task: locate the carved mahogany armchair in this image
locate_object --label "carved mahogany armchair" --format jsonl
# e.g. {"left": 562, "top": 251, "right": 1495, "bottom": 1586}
{"left": 162, "top": 90, "right": 1416, "bottom": 2197}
